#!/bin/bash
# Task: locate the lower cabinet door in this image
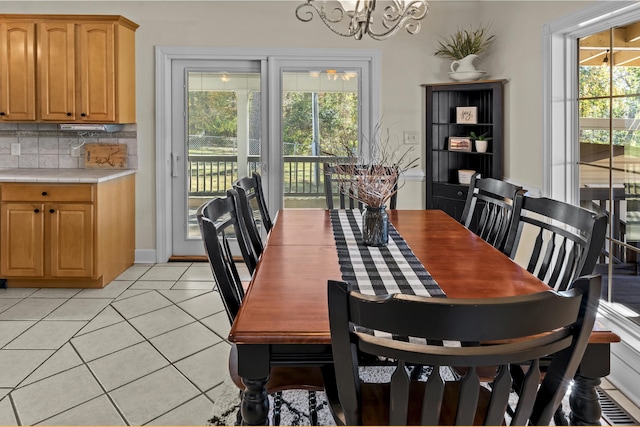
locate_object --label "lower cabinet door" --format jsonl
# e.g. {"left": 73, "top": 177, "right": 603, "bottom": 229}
{"left": 49, "top": 203, "right": 94, "bottom": 278}
{"left": 0, "top": 203, "right": 45, "bottom": 277}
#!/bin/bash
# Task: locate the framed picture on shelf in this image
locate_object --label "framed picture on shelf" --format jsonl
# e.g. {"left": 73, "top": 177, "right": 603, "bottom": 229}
{"left": 448, "top": 137, "right": 472, "bottom": 152}
{"left": 456, "top": 106, "right": 478, "bottom": 124}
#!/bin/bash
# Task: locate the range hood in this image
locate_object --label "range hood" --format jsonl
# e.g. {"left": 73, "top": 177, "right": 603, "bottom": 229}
{"left": 59, "top": 124, "right": 124, "bottom": 132}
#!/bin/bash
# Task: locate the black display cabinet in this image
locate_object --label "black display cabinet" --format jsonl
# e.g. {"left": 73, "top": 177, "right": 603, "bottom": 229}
{"left": 424, "top": 79, "right": 507, "bottom": 220}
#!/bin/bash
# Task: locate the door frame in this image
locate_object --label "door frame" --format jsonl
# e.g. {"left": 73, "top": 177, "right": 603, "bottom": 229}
{"left": 155, "top": 46, "right": 381, "bottom": 263}
{"left": 543, "top": 0, "right": 640, "bottom": 409}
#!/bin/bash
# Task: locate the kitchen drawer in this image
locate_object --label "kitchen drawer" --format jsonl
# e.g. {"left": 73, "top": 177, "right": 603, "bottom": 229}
{"left": 1, "top": 184, "right": 94, "bottom": 202}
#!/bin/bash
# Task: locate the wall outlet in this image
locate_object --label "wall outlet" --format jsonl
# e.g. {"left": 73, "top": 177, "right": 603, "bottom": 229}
{"left": 10, "top": 143, "right": 20, "bottom": 156}
{"left": 403, "top": 131, "right": 419, "bottom": 145}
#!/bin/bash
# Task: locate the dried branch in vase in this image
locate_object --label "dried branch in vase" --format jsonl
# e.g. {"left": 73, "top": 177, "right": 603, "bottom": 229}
{"left": 324, "top": 124, "right": 419, "bottom": 208}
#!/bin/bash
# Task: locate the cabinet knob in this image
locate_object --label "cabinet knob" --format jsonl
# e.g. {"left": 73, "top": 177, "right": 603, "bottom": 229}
{"left": 0, "top": 112, "right": 5, "bottom": 116}
{"left": 42, "top": 191, "right": 48, "bottom": 196}
{"left": 34, "top": 208, "right": 40, "bottom": 213}
{"left": 457, "top": 191, "right": 463, "bottom": 196}
{"left": 66, "top": 112, "right": 72, "bottom": 117}
{"left": 81, "top": 113, "right": 87, "bottom": 117}
{"left": 49, "top": 209, "right": 55, "bottom": 214}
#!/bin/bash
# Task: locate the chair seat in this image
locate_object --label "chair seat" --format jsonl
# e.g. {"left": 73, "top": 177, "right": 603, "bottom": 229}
{"left": 228, "top": 344, "right": 325, "bottom": 393}
{"left": 358, "top": 381, "right": 494, "bottom": 426}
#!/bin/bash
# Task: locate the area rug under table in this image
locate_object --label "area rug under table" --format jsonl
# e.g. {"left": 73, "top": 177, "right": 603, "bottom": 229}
{"left": 207, "top": 366, "right": 453, "bottom": 426}
{"left": 207, "top": 365, "right": 577, "bottom": 426}
{"left": 207, "top": 381, "right": 334, "bottom": 426}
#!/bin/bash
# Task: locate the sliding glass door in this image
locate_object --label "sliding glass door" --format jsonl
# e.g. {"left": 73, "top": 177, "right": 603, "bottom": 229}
{"left": 281, "top": 69, "right": 359, "bottom": 208}
{"left": 171, "top": 61, "right": 262, "bottom": 255}
{"left": 163, "top": 50, "right": 378, "bottom": 257}
{"left": 578, "top": 24, "right": 640, "bottom": 318}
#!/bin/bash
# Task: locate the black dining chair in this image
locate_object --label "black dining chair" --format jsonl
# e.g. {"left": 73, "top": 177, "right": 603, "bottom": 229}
{"left": 503, "top": 193, "right": 608, "bottom": 291}
{"left": 326, "top": 275, "right": 601, "bottom": 426}
{"left": 233, "top": 172, "right": 273, "bottom": 260}
{"left": 460, "top": 173, "right": 526, "bottom": 252}
{"left": 197, "top": 189, "right": 323, "bottom": 426}
{"left": 324, "top": 163, "right": 398, "bottom": 210}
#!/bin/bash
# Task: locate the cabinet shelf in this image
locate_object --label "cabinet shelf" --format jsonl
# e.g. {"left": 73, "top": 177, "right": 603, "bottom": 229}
{"left": 433, "top": 122, "right": 494, "bottom": 126}
{"left": 433, "top": 149, "right": 494, "bottom": 155}
{"left": 423, "top": 80, "right": 507, "bottom": 220}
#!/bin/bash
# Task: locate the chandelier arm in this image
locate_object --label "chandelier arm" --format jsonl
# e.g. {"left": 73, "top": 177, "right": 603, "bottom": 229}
{"left": 296, "top": 1, "right": 360, "bottom": 38}
{"left": 367, "top": 1, "right": 429, "bottom": 39}
{"left": 296, "top": 0, "right": 428, "bottom": 41}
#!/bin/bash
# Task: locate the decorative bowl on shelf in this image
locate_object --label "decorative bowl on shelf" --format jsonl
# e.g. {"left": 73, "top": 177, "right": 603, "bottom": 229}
{"left": 448, "top": 70, "right": 486, "bottom": 82}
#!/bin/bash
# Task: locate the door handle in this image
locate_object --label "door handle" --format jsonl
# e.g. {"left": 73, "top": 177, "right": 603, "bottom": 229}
{"left": 171, "top": 153, "right": 180, "bottom": 178}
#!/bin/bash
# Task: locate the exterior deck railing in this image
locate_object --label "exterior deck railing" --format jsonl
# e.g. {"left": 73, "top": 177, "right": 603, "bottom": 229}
{"left": 188, "top": 154, "right": 351, "bottom": 197}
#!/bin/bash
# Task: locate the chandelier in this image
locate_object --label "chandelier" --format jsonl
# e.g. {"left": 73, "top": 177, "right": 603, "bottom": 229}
{"left": 295, "top": 0, "right": 429, "bottom": 41}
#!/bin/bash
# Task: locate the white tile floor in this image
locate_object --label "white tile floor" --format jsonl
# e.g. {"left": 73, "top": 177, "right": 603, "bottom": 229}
{"left": 0, "top": 263, "right": 234, "bottom": 426}
{"left": 0, "top": 262, "right": 639, "bottom": 426}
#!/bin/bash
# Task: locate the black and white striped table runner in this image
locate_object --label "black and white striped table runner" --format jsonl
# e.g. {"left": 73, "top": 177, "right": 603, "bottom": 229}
{"left": 330, "top": 209, "right": 445, "bottom": 298}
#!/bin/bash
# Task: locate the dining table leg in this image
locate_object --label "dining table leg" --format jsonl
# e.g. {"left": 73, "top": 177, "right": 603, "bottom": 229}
{"left": 568, "top": 343, "right": 610, "bottom": 425}
{"left": 241, "top": 377, "right": 269, "bottom": 426}
{"left": 237, "top": 344, "right": 271, "bottom": 426}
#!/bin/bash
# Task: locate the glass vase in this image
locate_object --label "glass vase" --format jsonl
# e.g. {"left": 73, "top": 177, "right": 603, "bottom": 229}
{"left": 361, "top": 205, "right": 389, "bottom": 247}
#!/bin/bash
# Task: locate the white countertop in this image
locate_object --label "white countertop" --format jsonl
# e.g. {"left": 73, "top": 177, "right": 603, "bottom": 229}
{"left": 0, "top": 168, "right": 136, "bottom": 183}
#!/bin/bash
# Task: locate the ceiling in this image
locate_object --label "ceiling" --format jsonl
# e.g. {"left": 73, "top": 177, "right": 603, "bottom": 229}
{"left": 580, "top": 22, "right": 640, "bottom": 67}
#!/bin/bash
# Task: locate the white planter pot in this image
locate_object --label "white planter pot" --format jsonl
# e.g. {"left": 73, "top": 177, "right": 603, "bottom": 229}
{"left": 475, "top": 139, "right": 488, "bottom": 153}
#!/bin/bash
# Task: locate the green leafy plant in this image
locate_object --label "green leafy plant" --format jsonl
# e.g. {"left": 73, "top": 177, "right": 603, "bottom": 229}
{"left": 434, "top": 25, "right": 496, "bottom": 60}
{"left": 469, "top": 131, "right": 493, "bottom": 141}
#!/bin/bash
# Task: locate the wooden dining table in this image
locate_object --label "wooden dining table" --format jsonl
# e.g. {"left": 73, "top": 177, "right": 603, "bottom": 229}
{"left": 229, "top": 209, "right": 620, "bottom": 426}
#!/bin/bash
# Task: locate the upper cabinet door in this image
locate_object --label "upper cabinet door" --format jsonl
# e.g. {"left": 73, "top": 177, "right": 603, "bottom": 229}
{"left": 0, "top": 15, "right": 137, "bottom": 123}
{"left": 0, "top": 22, "right": 36, "bottom": 121}
{"left": 38, "top": 22, "right": 76, "bottom": 121}
{"left": 77, "top": 23, "right": 115, "bottom": 122}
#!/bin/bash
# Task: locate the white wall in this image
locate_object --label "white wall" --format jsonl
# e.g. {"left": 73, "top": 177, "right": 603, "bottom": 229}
{"left": 0, "top": 0, "right": 592, "bottom": 255}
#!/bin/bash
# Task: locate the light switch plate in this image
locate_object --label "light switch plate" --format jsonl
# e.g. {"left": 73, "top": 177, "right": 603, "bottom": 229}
{"left": 403, "top": 131, "right": 419, "bottom": 145}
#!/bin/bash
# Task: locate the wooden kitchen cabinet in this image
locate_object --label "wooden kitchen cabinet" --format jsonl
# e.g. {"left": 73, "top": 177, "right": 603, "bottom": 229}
{"left": 0, "top": 14, "right": 138, "bottom": 123}
{"left": 0, "top": 21, "right": 36, "bottom": 121}
{"left": 0, "top": 174, "right": 135, "bottom": 288}
{"left": 38, "top": 21, "right": 76, "bottom": 121}
{"left": 1, "top": 201, "right": 93, "bottom": 278}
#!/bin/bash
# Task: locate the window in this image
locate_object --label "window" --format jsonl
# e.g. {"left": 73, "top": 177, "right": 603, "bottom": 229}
{"left": 544, "top": 2, "right": 640, "bottom": 405}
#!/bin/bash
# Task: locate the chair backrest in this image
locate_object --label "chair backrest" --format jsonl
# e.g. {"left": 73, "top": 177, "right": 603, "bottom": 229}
{"left": 327, "top": 275, "right": 601, "bottom": 426}
{"left": 503, "top": 193, "right": 608, "bottom": 291}
{"left": 324, "top": 163, "right": 398, "bottom": 210}
{"left": 196, "top": 189, "right": 257, "bottom": 323}
{"left": 460, "top": 173, "right": 525, "bottom": 252}
{"left": 233, "top": 172, "right": 273, "bottom": 259}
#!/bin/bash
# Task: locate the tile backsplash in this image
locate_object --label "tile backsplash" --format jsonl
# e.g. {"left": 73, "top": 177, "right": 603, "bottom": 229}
{"left": 0, "top": 123, "right": 137, "bottom": 169}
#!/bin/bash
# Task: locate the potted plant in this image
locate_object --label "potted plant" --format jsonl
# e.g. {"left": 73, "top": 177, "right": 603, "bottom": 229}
{"left": 434, "top": 24, "right": 495, "bottom": 81}
{"left": 469, "top": 131, "right": 492, "bottom": 153}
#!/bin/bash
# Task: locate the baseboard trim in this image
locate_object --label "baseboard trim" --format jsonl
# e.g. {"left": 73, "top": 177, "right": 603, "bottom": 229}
{"left": 168, "top": 256, "right": 207, "bottom": 262}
